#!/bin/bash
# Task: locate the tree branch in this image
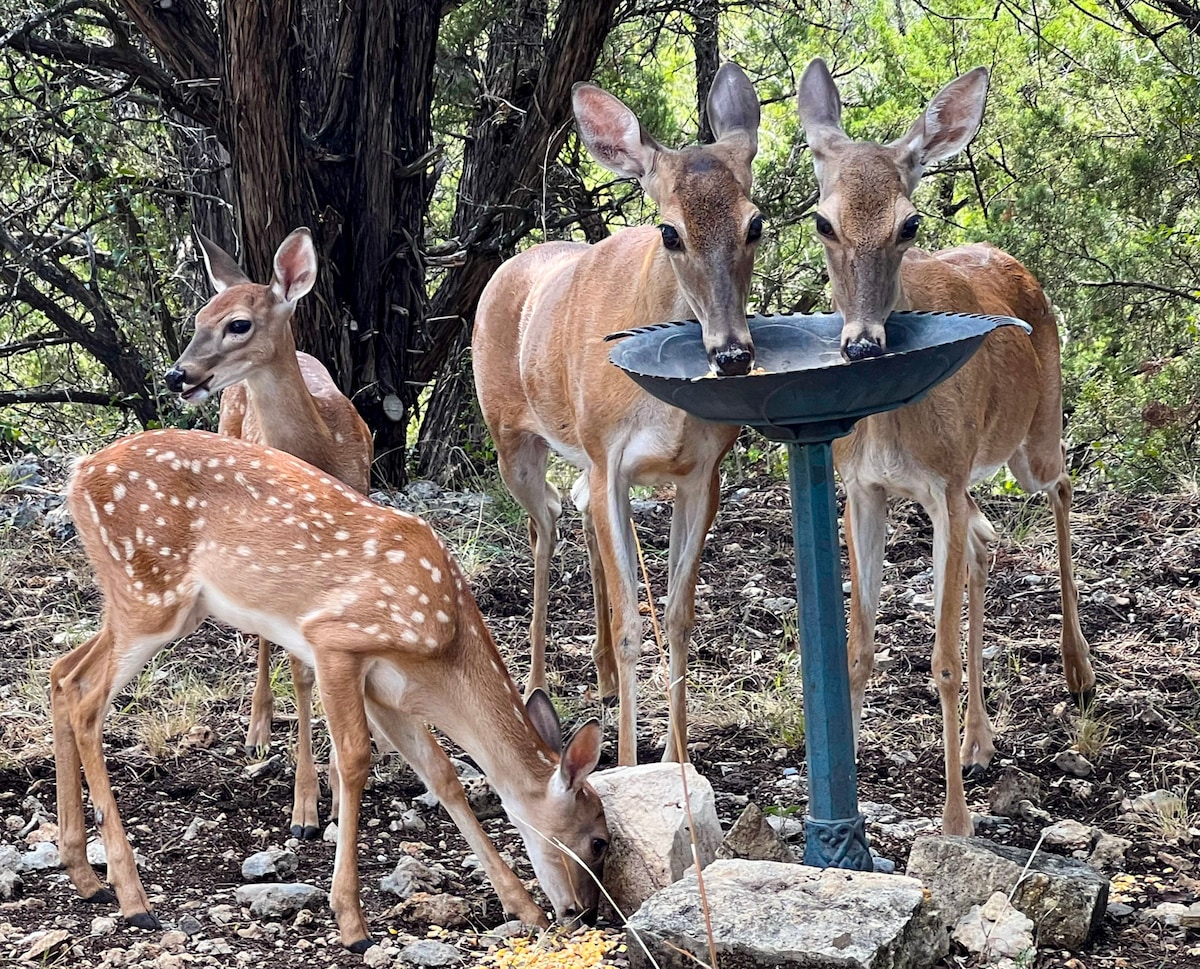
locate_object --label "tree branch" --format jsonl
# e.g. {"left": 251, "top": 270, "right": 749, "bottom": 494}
{"left": 0, "top": 388, "right": 139, "bottom": 408}
{"left": 1078, "top": 277, "right": 1200, "bottom": 303}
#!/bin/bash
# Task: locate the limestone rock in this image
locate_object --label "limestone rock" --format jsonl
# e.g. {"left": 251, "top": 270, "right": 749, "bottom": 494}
{"left": 241, "top": 848, "right": 299, "bottom": 882}
{"left": 1092, "top": 839, "right": 1136, "bottom": 877}
{"left": 625, "top": 860, "right": 948, "bottom": 969}
{"left": 907, "top": 836, "right": 1107, "bottom": 949}
{"left": 397, "top": 939, "right": 463, "bottom": 966}
{"left": 380, "top": 856, "right": 448, "bottom": 899}
{"left": 1142, "top": 900, "right": 1200, "bottom": 928}
{"left": 987, "top": 768, "right": 1041, "bottom": 818}
{"left": 1053, "top": 751, "right": 1094, "bottom": 778}
{"left": 0, "top": 843, "right": 20, "bottom": 872}
{"left": 90, "top": 916, "right": 117, "bottom": 937}
{"left": 589, "top": 763, "right": 722, "bottom": 919}
{"left": 952, "top": 892, "right": 1035, "bottom": 961}
{"left": 463, "top": 777, "right": 505, "bottom": 821}
{"left": 716, "top": 803, "right": 797, "bottom": 864}
{"left": 177, "top": 914, "right": 204, "bottom": 937}
{"left": 393, "top": 892, "right": 472, "bottom": 928}
{"left": 1040, "top": 819, "right": 1095, "bottom": 851}
{"left": 0, "top": 868, "right": 21, "bottom": 900}
{"left": 17, "top": 841, "right": 60, "bottom": 872}
{"left": 234, "top": 882, "right": 326, "bottom": 919}
{"left": 19, "top": 929, "right": 71, "bottom": 963}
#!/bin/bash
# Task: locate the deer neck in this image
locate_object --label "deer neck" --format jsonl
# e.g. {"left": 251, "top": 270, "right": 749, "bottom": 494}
{"left": 242, "top": 339, "right": 332, "bottom": 460}
{"left": 437, "top": 664, "right": 558, "bottom": 805}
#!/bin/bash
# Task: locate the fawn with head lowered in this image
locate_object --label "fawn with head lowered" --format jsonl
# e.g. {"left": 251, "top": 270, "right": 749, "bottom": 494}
{"left": 54, "top": 429, "right": 608, "bottom": 950}
{"left": 473, "top": 62, "right": 762, "bottom": 766}
{"left": 165, "top": 227, "right": 372, "bottom": 840}
{"left": 797, "top": 58, "right": 1095, "bottom": 835}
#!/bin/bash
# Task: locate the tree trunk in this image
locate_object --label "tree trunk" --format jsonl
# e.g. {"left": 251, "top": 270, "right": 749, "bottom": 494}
{"left": 414, "top": 0, "right": 621, "bottom": 481}
{"left": 692, "top": 0, "right": 721, "bottom": 143}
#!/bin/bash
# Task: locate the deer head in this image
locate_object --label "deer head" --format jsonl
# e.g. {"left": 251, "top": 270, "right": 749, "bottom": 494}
{"left": 798, "top": 58, "right": 989, "bottom": 360}
{"left": 573, "top": 62, "right": 763, "bottom": 375}
{"left": 165, "top": 228, "right": 317, "bottom": 401}
{"left": 514, "top": 691, "right": 608, "bottom": 924}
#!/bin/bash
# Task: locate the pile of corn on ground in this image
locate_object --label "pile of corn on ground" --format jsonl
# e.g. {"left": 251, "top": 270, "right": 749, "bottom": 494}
{"left": 478, "top": 926, "right": 625, "bottom": 968}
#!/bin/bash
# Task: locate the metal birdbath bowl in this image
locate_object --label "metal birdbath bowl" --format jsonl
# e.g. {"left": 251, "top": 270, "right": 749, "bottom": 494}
{"left": 608, "top": 310, "right": 1031, "bottom": 870}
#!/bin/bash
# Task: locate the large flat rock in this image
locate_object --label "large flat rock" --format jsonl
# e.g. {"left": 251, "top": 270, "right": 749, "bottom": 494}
{"left": 625, "top": 860, "right": 948, "bottom": 969}
{"left": 907, "top": 835, "right": 1108, "bottom": 949}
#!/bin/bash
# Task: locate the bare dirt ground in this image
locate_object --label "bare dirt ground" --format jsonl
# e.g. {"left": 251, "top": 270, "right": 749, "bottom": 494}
{"left": 1, "top": 450, "right": 1198, "bottom": 968}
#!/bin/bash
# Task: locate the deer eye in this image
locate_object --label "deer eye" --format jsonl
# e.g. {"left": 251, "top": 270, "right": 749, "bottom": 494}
{"left": 591, "top": 837, "right": 609, "bottom": 858}
{"left": 747, "top": 215, "right": 763, "bottom": 243}
{"left": 899, "top": 214, "right": 921, "bottom": 242}
{"left": 814, "top": 214, "right": 837, "bottom": 241}
{"left": 227, "top": 319, "right": 252, "bottom": 335}
{"left": 659, "top": 224, "right": 683, "bottom": 251}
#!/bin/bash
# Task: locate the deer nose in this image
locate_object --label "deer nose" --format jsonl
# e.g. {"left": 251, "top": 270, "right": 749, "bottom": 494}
{"left": 164, "top": 367, "right": 187, "bottom": 393}
{"left": 712, "top": 344, "right": 753, "bottom": 376}
{"left": 843, "top": 338, "right": 884, "bottom": 362}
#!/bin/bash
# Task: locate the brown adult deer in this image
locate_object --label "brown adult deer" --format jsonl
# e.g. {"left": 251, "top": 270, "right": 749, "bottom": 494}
{"left": 53, "top": 429, "right": 608, "bottom": 951}
{"left": 473, "top": 62, "right": 762, "bottom": 766}
{"left": 797, "top": 58, "right": 1095, "bottom": 835}
{"left": 165, "top": 228, "right": 372, "bottom": 839}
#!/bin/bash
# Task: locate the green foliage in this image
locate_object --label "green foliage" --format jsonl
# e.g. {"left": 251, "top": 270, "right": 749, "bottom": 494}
{"left": 1, "top": 0, "right": 1198, "bottom": 489}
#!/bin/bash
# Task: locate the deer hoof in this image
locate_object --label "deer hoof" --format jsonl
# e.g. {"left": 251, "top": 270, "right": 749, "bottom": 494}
{"left": 599, "top": 695, "right": 619, "bottom": 708}
{"left": 292, "top": 824, "right": 321, "bottom": 841}
{"left": 962, "top": 762, "right": 988, "bottom": 782}
{"left": 1071, "top": 688, "right": 1097, "bottom": 711}
{"left": 127, "top": 911, "right": 162, "bottom": 931}
{"left": 84, "top": 888, "right": 117, "bottom": 905}
{"left": 348, "top": 938, "right": 376, "bottom": 954}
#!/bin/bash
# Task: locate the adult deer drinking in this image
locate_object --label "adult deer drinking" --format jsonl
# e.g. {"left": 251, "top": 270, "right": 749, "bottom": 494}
{"left": 797, "top": 58, "right": 1095, "bottom": 835}
{"left": 52, "top": 430, "right": 608, "bottom": 951}
{"left": 473, "top": 62, "right": 762, "bottom": 765}
{"left": 164, "top": 228, "right": 372, "bottom": 839}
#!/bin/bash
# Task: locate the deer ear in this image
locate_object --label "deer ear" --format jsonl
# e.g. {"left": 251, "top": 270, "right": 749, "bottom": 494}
{"left": 526, "top": 689, "right": 562, "bottom": 752}
{"left": 197, "top": 232, "right": 250, "bottom": 294}
{"left": 798, "top": 57, "right": 848, "bottom": 154}
{"left": 558, "top": 719, "right": 602, "bottom": 793}
{"left": 270, "top": 227, "right": 318, "bottom": 304}
{"left": 707, "top": 62, "right": 760, "bottom": 157}
{"left": 891, "top": 67, "right": 989, "bottom": 169}
{"left": 572, "top": 82, "right": 661, "bottom": 181}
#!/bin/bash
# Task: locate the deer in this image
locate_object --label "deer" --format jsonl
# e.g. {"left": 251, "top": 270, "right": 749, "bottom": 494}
{"left": 52, "top": 428, "right": 608, "bottom": 952}
{"left": 796, "top": 58, "right": 1096, "bottom": 835}
{"left": 472, "top": 62, "right": 762, "bottom": 767}
{"left": 164, "top": 227, "right": 372, "bottom": 840}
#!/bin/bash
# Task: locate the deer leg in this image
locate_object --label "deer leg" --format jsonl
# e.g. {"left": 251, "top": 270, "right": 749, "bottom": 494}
{"left": 659, "top": 467, "right": 721, "bottom": 763}
{"left": 587, "top": 468, "right": 640, "bottom": 765}
{"left": 928, "top": 491, "right": 972, "bottom": 836}
{"left": 52, "top": 617, "right": 188, "bottom": 928}
{"left": 497, "top": 434, "right": 560, "bottom": 697}
{"left": 311, "top": 651, "right": 373, "bottom": 952}
{"left": 51, "top": 629, "right": 114, "bottom": 905}
{"left": 844, "top": 484, "right": 887, "bottom": 749}
{"left": 245, "top": 635, "right": 274, "bottom": 755}
{"left": 365, "top": 698, "right": 548, "bottom": 927}
{"left": 1010, "top": 445, "right": 1096, "bottom": 707}
{"left": 580, "top": 505, "right": 618, "bottom": 700}
{"left": 1048, "top": 470, "right": 1095, "bottom": 705}
{"left": 961, "top": 498, "right": 998, "bottom": 777}
{"left": 288, "top": 655, "right": 321, "bottom": 839}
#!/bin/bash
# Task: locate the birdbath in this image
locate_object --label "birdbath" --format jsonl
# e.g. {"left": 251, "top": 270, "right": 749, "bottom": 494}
{"left": 607, "top": 310, "right": 1030, "bottom": 870}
